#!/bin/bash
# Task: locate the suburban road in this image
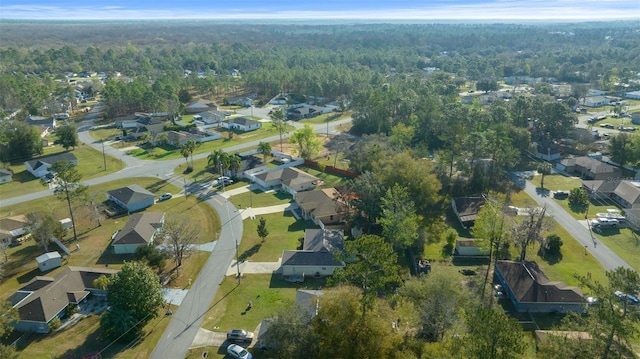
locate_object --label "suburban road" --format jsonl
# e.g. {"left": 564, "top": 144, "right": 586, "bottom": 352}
{"left": 1, "top": 106, "right": 352, "bottom": 358}
{"left": 521, "top": 180, "right": 632, "bottom": 271}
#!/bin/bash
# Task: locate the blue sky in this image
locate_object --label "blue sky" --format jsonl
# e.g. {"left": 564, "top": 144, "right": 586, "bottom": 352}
{"left": 1, "top": 0, "right": 639, "bottom": 20}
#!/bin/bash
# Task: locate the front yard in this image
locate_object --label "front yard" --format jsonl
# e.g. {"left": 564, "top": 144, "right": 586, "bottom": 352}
{"left": 0, "top": 143, "right": 124, "bottom": 200}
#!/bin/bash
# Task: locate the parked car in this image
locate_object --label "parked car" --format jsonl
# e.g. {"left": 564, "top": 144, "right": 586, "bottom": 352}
{"left": 158, "top": 193, "right": 172, "bottom": 201}
{"left": 590, "top": 218, "right": 619, "bottom": 228}
{"left": 615, "top": 291, "right": 640, "bottom": 305}
{"left": 217, "top": 176, "right": 234, "bottom": 186}
{"left": 227, "top": 329, "right": 254, "bottom": 344}
{"left": 227, "top": 344, "right": 253, "bottom": 359}
{"left": 553, "top": 190, "right": 569, "bottom": 199}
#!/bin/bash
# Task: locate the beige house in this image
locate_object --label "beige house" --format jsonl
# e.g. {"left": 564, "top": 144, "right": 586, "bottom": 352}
{"left": 295, "top": 188, "right": 345, "bottom": 226}
{"left": 254, "top": 167, "right": 318, "bottom": 194}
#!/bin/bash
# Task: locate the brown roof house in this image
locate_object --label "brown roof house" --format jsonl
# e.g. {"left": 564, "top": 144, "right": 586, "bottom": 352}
{"left": 254, "top": 167, "right": 319, "bottom": 195}
{"left": 452, "top": 195, "right": 487, "bottom": 229}
{"left": 556, "top": 156, "right": 621, "bottom": 180}
{"left": 8, "top": 266, "right": 119, "bottom": 333}
{"left": 0, "top": 215, "right": 28, "bottom": 243}
{"left": 495, "top": 260, "right": 585, "bottom": 313}
{"left": 610, "top": 181, "right": 640, "bottom": 209}
{"left": 111, "top": 212, "right": 165, "bottom": 254}
{"left": 107, "top": 184, "right": 155, "bottom": 213}
{"left": 294, "top": 188, "right": 345, "bottom": 226}
{"left": 280, "top": 229, "right": 345, "bottom": 282}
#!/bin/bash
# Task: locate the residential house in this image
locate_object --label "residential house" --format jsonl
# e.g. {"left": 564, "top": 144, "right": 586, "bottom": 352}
{"left": 494, "top": 260, "right": 585, "bottom": 313}
{"left": 193, "top": 110, "right": 227, "bottom": 125}
{"left": 452, "top": 195, "right": 487, "bottom": 229}
{"left": 632, "top": 112, "right": 640, "bottom": 125}
{"left": 534, "top": 143, "right": 562, "bottom": 161}
{"left": 36, "top": 252, "right": 62, "bottom": 272}
{"left": 8, "top": 266, "right": 119, "bottom": 333}
{"left": 166, "top": 130, "right": 202, "bottom": 147}
{"left": 111, "top": 212, "right": 165, "bottom": 254}
{"left": 129, "top": 116, "right": 167, "bottom": 139}
{"left": 582, "top": 179, "right": 621, "bottom": 200}
{"left": 280, "top": 229, "right": 345, "bottom": 280}
{"left": 0, "top": 215, "right": 28, "bottom": 243}
{"left": 295, "top": 289, "right": 324, "bottom": 317}
{"left": 24, "top": 152, "right": 78, "bottom": 179}
{"left": 226, "top": 96, "right": 253, "bottom": 107}
{"left": 623, "top": 90, "right": 640, "bottom": 100}
{"left": 295, "top": 188, "right": 344, "bottom": 226}
{"left": 286, "top": 105, "right": 325, "bottom": 121}
{"left": 0, "top": 168, "right": 13, "bottom": 184}
{"left": 556, "top": 156, "right": 621, "bottom": 180}
{"left": 107, "top": 184, "right": 155, "bottom": 213}
{"left": 27, "top": 114, "right": 57, "bottom": 130}
{"left": 185, "top": 99, "right": 218, "bottom": 113}
{"left": 221, "top": 117, "right": 261, "bottom": 132}
{"left": 611, "top": 181, "right": 640, "bottom": 209}
{"left": 255, "top": 167, "right": 319, "bottom": 195}
{"left": 580, "top": 96, "right": 610, "bottom": 107}
{"left": 624, "top": 208, "right": 640, "bottom": 229}
{"left": 234, "top": 154, "right": 267, "bottom": 178}
{"left": 455, "top": 239, "right": 489, "bottom": 256}
{"left": 269, "top": 94, "right": 288, "bottom": 105}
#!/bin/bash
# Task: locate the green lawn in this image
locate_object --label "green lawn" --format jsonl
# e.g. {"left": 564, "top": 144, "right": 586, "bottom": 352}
{"left": 239, "top": 211, "right": 317, "bottom": 262}
{"left": 119, "top": 125, "right": 294, "bottom": 161}
{"left": 299, "top": 111, "right": 350, "bottom": 125}
{"left": 228, "top": 185, "right": 293, "bottom": 209}
{"left": 590, "top": 117, "right": 640, "bottom": 129}
{"left": 592, "top": 227, "right": 640, "bottom": 272}
{"left": 0, "top": 144, "right": 124, "bottom": 200}
{"left": 555, "top": 196, "right": 620, "bottom": 221}
{"left": 295, "top": 164, "right": 352, "bottom": 189}
{"left": 530, "top": 174, "right": 582, "bottom": 192}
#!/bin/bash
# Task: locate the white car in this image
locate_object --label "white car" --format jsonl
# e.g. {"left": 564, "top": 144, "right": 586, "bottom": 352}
{"left": 158, "top": 193, "right": 172, "bottom": 201}
{"left": 227, "top": 344, "right": 252, "bottom": 359}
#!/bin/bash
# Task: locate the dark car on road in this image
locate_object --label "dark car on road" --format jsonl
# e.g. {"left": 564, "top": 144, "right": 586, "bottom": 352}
{"left": 553, "top": 190, "right": 569, "bottom": 199}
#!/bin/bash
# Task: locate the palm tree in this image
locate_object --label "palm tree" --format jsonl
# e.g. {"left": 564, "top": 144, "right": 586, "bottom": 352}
{"left": 184, "top": 140, "right": 200, "bottom": 168}
{"left": 537, "top": 162, "right": 553, "bottom": 190}
{"left": 257, "top": 141, "right": 272, "bottom": 164}
{"left": 229, "top": 154, "right": 241, "bottom": 177}
{"left": 180, "top": 145, "right": 190, "bottom": 168}
{"left": 207, "top": 149, "right": 229, "bottom": 176}
{"left": 154, "top": 132, "right": 169, "bottom": 146}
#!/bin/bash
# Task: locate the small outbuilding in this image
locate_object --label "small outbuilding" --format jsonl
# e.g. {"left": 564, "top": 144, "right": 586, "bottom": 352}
{"left": 36, "top": 251, "right": 62, "bottom": 272}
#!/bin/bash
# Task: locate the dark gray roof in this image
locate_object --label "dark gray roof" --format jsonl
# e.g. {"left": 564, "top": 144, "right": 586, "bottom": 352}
{"left": 613, "top": 181, "right": 640, "bottom": 205}
{"left": 256, "top": 167, "right": 318, "bottom": 186}
{"left": 452, "top": 195, "right": 487, "bottom": 223}
{"left": 281, "top": 250, "right": 343, "bottom": 267}
{"left": 25, "top": 152, "right": 77, "bottom": 172}
{"left": 11, "top": 266, "right": 119, "bottom": 324}
{"left": 495, "top": 260, "right": 583, "bottom": 304}
{"left": 0, "top": 168, "right": 12, "bottom": 177}
{"left": 112, "top": 212, "right": 164, "bottom": 246}
{"left": 295, "top": 188, "right": 342, "bottom": 218}
{"left": 107, "top": 184, "right": 155, "bottom": 205}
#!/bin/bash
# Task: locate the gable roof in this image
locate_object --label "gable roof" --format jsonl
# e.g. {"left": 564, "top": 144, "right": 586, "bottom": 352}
{"left": 561, "top": 156, "right": 620, "bottom": 175}
{"left": 0, "top": 168, "right": 12, "bottom": 177}
{"left": 281, "top": 229, "right": 345, "bottom": 268}
{"left": 295, "top": 289, "right": 324, "bottom": 318}
{"left": 281, "top": 250, "right": 344, "bottom": 267}
{"left": 582, "top": 179, "right": 621, "bottom": 194}
{"left": 613, "top": 181, "right": 640, "bottom": 205}
{"left": 452, "top": 195, "right": 487, "bottom": 223}
{"left": 295, "top": 188, "right": 342, "bottom": 218}
{"left": 0, "top": 215, "right": 27, "bottom": 239}
{"left": 112, "top": 212, "right": 164, "bottom": 246}
{"left": 196, "top": 110, "right": 226, "bottom": 122}
{"left": 9, "top": 266, "right": 119, "bottom": 323}
{"left": 495, "top": 260, "right": 584, "bottom": 304}
{"left": 186, "top": 98, "right": 217, "bottom": 109}
{"left": 256, "top": 167, "right": 318, "bottom": 186}
{"left": 25, "top": 152, "right": 77, "bottom": 172}
{"left": 36, "top": 251, "right": 61, "bottom": 264}
{"left": 226, "top": 117, "right": 259, "bottom": 127}
{"left": 107, "top": 184, "right": 155, "bottom": 205}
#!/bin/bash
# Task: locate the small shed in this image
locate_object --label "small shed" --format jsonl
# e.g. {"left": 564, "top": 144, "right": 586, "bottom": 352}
{"left": 455, "top": 239, "right": 490, "bottom": 256}
{"left": 59, "top": 218, "right": 73, "bottom": 230}
{"left": 36, "top": 251, "right": 62, "bottom": 272}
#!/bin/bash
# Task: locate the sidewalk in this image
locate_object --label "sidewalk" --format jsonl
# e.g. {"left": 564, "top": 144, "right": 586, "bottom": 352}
{"left": 240, "top": 203, "right": 299, "bottom": 220}
{"left": 226, "top": 259, "right": 282, "bottom": 276}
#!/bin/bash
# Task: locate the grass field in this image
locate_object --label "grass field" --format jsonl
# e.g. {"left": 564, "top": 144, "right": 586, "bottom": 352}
{"left": 238, "top": 211, "right": 317, "bottom": 262}
{"left": 228, "top": 185, "right": 293, "bottom": 209}
{"left": 299, "top": 111, "right": 350, "bottom": 125}
{"left": 530, "top": 174, "right": 582, "bottom": 192}
{"left": 592, "top": 227, "right": 640, "bottom": 271}
{"left": 0, "top": 144, "right": 124, "bottom": 200}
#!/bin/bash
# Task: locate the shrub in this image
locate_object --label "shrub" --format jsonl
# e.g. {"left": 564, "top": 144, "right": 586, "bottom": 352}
{"left": 49, "top": 317, "right": 62, "bottom": 331}
{"left": 544, "top": 234, "right": 563, "bottom": 256}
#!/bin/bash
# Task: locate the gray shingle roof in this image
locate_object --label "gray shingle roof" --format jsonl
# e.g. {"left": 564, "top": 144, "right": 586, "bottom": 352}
{"left": 25, "top": 152, "right": 77, "bottom": 172}
{"left": 496, "top": 260, "right": 583, "bottom": 304}
{"left": 107, "top": 184, "right": 154, "bottom": 206}
{"left": 112, "top": 212, "right": 164, "bottom": 246}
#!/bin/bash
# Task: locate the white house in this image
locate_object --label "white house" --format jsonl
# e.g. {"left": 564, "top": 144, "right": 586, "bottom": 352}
{"left": 36, "top": 251, "right": 62, "bottom": 272}
{"left": 226, "top": 96, "right": 253, "bottom": 107}
{"left": 221, "top": 117, "right": 261, "bottom": 132}
{"left": 185, "top": 99, "right": 218, "bottom": 114}
{"left": 624, "top": 91, "right": 640, "bottom": 100}
{"left": 580, "top": 96, "right": 610, "bottom": 107}
{"left": 0, "top": 169, "right": 13, "bottom": 184}
{"left": 24, "top": 153, "right": 78, "bottom": 179}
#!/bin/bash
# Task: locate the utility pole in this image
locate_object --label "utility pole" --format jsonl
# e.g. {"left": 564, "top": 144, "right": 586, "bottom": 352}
{"left": 102, "top": 139, "right": 107, "bottom": 171}
{"left": 235, "top": 239, "right": 241, "bottom": 284}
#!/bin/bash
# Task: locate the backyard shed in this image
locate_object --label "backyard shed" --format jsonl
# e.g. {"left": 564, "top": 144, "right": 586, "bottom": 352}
{"left": 36, "top": 251, "right": 62, "bottom": 272}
